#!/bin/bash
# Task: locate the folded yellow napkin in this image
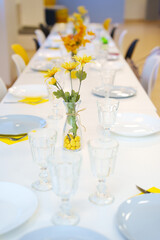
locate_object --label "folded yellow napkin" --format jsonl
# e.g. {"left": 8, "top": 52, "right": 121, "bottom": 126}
{"left": 46, "top": 57, "right": 61, "bottom": 61}
{"left": 18, "top": 97, "right": 48, "bottom": 105}
{"left": 142, "top": 187, "right": 160, "bottom": 194}
{"left": 0, "top": 135, "right": 28, "bottom": 145}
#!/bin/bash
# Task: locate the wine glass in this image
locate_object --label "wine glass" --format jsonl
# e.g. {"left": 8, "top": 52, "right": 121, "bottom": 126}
{"left": 49, "top": 149, "right": 82, "bottom": 225}
{"left": 101, "top": 67, "right": 117, "bottom": 98}
{"left": 28, "top": 128, "right": 57, "bottom": 191}
{"left": 97, "top": 98, "right": 119, "bottom": 140}
{"left": 88, "top": 138, "right": 118, "bottom": 205}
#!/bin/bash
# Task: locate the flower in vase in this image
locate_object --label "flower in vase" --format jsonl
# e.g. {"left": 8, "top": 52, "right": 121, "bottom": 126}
{"left": 73, "top": 54, "right": 92, "bottom": 68}
{"left": 44, "top": 55, "right": 92, "bottom": 151}
{"left": 61, "top": 61, "right": 79, "bottom": 72}
{"left": 44, "top": 67, "right": 60, "bottom": 79}
{"left": 103, "top": 18, "right": 112, "bottom": 31}
{"left": 77, "top": 6, "right": 88, "bottom": 16}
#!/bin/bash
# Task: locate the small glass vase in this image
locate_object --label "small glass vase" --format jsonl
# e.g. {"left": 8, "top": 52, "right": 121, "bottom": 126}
{"left": 63, "top": 101, "right": 82, "bottom": 151}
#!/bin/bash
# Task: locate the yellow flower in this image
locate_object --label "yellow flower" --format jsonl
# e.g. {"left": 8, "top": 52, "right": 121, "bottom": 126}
{"left": 73, "top": 54, "right": 92, "bottom": 67}
{"left": 103, "top": 18, "right": 111, "bottom": 30}
{"left": 48, "top": 77, "right": 56, "bottom": 85}
{"left": 87, "top": 31, "right": 95, "bottom": 36}
{"left": 61, "top": 61, "right": 79, "bottom": 72}
{"left": 77, "top": 6, "right": 88, "bottom": 15}
{"left": 73, "top": 13, "right": 82, "bottom": 20}
{"left": 71, "top": 70, "right": 77, "bottom": 79}
{"left": 44, "top": 67, "right": 60, "bottom": 79}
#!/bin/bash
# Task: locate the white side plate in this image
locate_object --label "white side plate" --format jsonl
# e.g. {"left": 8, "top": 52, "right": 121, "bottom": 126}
{"left": 0, "top": 182, "right": 38, "bottom": 235}
{"left": 9, "top": 84, "right": 48, "bottom": 98}
{"left": 31, "top": 61, "right": 54, "bottom": 72}
{"left": 0, "top": 115, "right": 46, "bottom": 135}
{"left": 116, "top": 194, "right": 160, "bottom": 240}
{"left": 112, "top": 112, "right": 160, "bottom": 137}
{"left": 20, "top": 226, "right": 109, "bottom": 240}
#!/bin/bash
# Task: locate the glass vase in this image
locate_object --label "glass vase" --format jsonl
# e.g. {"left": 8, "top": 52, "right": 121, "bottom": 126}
{"left": 63, "top": 101, "right": 82, "bottom": 151}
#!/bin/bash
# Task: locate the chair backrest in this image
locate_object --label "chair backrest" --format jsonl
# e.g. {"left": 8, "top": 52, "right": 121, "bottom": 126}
{"left": 110, "top": 26, "right": 117, "bottom": 39}
{"left": 33, "top": 38, "right": 40, "bottom": 51}
{"left": 39, "top": 23, "right": 50, "bottom": 37}
{"left": 11, "top": 44, "right": 29, "bottom": 65}
{"left": 12, "top": 54, "right": 26, "bottom": 78}
{"left": 0, "top": 77, "right": 7, "bottom": 101}
{"left": 118, "top": 29, "right": 128, "bottom": 54}
{"left": 125, "top": 39, "right": 139, "bottom": 60}
{"left": 35, "top": 29, "right": 46, "bottom": 46}
{"left": 141, "top": 52, "right": 160, "bottom": 96}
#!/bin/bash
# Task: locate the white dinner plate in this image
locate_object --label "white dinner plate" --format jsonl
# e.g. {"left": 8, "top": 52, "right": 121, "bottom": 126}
{"left": 37, "top": 49, "right": 61, "bottom": 59}
{"left": 31, "top": 61, "right": 54, "bottom": 72}
{"left": 116, "top": 194, "right": 160, "bottom": 240}
{"left": 92, "top": 86, "right": 136, "bottom": 99}
{"left": 0, "top": 182, "right": 38, "bottom": 235}
{"left": 9, "top": 84, "right": 48, "bottom": 98}
{"left": 0, "top": 115, "right": 46, "bottom": 135}
{"left": 20, "top": 226, "right": 109, "bottom": 240}
{"left": 112, "top": 112, "right": 160, "bottom": 137}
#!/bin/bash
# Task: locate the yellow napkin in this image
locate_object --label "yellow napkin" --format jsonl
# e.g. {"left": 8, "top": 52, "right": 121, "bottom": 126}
{"left": 141, "top": 187, "right": 160, "bottom": 194}
{"left": 46, "top": 57, "right": 61, "bottom": 61}
{"left": 18, "top": 97, "right": 48, "bottom": 105}
{"left": 0, "top": 135, "right": 28, "bottom": 145}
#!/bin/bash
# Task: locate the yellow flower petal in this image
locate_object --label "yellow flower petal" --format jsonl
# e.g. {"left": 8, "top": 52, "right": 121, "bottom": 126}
{"left": 72, "top": 54, "right": 92, "bottom": 66}
{"left": 61, "top": 61, "right": 79, "bottom": 71}
{"left": 44, "top": 67, "right": 60, "bottom": 79}
{"left": 77, "top": 6, "right": 88, "bottom": 15}
{"left": 48, "top": 77, "right": 56, "bottom": 85}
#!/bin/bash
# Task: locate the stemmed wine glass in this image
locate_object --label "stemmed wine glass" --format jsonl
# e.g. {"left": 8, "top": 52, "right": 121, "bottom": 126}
{"left": 49, "top": 149, "right": 82, "bottom": 225}
{"left": 88, "top": 138, "right": 118, "bottom": 205}
{"left": 97, "top": 98, "right": 119, "bottom": 140}
{"left": 28, "top": 128, "right": 57, "bottom": 191}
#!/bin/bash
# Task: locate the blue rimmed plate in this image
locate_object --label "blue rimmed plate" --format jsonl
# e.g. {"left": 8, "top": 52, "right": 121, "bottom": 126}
{"left": 0, "top": 115, "right": 46, "bottom": 135}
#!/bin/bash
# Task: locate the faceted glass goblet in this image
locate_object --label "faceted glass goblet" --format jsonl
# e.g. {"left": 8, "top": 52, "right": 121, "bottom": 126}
{"left": 88, "top": 138, "right": 118, "bottom": 205}
{"left": 28, "top": 128, "right": 57, "bottom": 191}
{"left": 97, "top": 99, "right": 119, "bottom": 140}
{"left": 49, "top": 150, "right": 82, "bottom": 225}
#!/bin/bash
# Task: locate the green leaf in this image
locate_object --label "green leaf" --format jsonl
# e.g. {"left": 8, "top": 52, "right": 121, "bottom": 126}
{"left": 64, "top": 92, "right": 71, "bottom": 102}
{"left": 76, "top": 70, "right": 87, "bottom": 81}
{"left": 70, "top": 90, "right": 80, "bottom": 102}
{"left": 53, "top": 90, "right": 64, "bottom": 99}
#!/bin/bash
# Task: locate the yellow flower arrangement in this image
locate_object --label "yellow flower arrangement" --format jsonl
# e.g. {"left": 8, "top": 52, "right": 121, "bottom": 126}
{"left": 73, "top": 55, "right": 92, "bottom": 68}
{"left": 103, "top": 18, "right": 112, "bottom": 31}
{"left": 44, "top": 67, "right": 60, "bottom": 79}
{"left": 77, "top": 6, "right": 88, "bottom": 16}
{"left": 62, "top": 9, "right": 94, "bottom": 56}
{"left": 61, "top": 61, "right": 79, "bottom": 72}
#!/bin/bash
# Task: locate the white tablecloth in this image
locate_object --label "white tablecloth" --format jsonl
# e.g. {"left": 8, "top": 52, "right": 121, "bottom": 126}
{"left": 1, "top": 26, "right": 160, "bottom": 240}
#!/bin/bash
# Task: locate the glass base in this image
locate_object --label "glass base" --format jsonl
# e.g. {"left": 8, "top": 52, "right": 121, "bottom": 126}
{"left": 52, "top": 211, "right": 79, "bottom": 225}
{"left": 32, "top": 180, "right": 52, "bottom": 191}
{"left": 89, "top": 192, "right": 114, "bottom": 205}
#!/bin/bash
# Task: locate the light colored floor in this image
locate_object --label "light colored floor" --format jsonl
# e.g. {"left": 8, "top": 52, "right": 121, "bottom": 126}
{"left": 26, "top": 20, "right": 160, "bottom": 114}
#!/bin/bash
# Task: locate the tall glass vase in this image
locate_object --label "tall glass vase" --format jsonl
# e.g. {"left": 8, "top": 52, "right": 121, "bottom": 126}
{"left": 63, "top": 101, "right": 82, "bottom": 151}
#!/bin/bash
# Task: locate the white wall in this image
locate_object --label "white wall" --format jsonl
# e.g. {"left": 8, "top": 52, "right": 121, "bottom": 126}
{"left": 20, "top": 0, "right": 45, "bottom": 27}
{"left": 125, "top": 0, "right": 147, "bottom": 20}
{"left": 0, "top": 0, "right": 17, "bottom": 86}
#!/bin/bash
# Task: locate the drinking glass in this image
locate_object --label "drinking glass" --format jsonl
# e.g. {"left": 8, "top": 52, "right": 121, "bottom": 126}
{"left": 28, "top": 128, "right": 57, "bottom": 191}
{"left": 49, "top": 150, "right": 82, "bottom": 225}
{"left": 101, "top": 67, "right": 117, "bottom": 98}
{"left": 97, "top": 99, "right": 119, "bottom": 140}
{"left": 88, "top": 138, "right": 118, "bottom": 205}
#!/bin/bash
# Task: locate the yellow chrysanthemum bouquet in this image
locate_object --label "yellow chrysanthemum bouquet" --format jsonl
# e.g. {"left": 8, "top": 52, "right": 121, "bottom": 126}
{"left": 45, "top": 54, "right": 92, "bottom": 151}
{"left": 61, "top": 7, "right": 95, "bottom": 56}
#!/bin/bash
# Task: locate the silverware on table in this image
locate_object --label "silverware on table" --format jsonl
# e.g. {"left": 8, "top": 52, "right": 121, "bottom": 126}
{"left": 136, "top": 185, "right": 151, "bottom": 194}
{"left": 0, "top": 135, "right": 27, "bottom": 141}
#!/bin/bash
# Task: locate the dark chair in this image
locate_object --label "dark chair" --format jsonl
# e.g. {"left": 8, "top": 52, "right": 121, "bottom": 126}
{"left": 125, "top": 39, "right": 139, "bottom": 60}
{"left": 110, "top": 26, "right": 117, "bottom": 39}
{"left": 45, "top": 9, "right": 56, "bottom": 27}
{"left": 33, "top": 38, "right": 40, "bottom": 51}
{"left": 39, "top": 23, "right": 50, "bottom": 37}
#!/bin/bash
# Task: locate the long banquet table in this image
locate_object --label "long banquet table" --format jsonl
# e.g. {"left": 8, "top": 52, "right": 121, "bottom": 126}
{"left": 1, "top": 24, "right": 160, "bottom": 240}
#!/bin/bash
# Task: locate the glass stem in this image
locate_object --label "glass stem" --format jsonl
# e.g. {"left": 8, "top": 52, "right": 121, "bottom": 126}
{"left": 104, "top": 128, "right": 111, "bottom": 138}
{"left": 60, "top": 198, "right": 71, "bottom": 216}
{"left": 39, "top": 167, "right": 49, "bottom": 184}
{"left": 96, "top": 179, "right": 107, "bottom": 197}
